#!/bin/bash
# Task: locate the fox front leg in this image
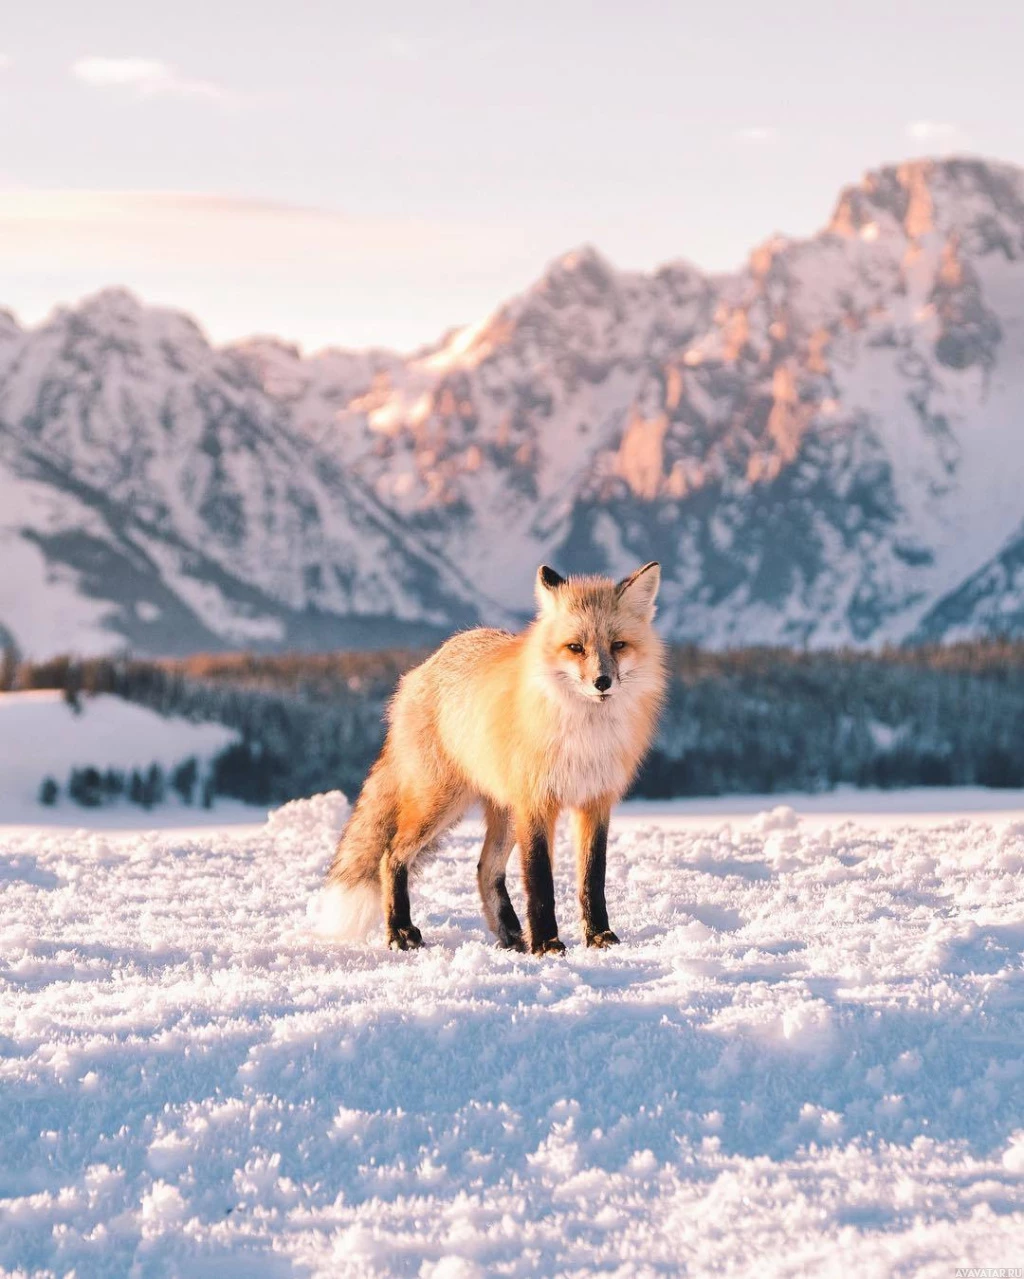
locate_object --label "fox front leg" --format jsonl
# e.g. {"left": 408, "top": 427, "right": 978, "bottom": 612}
{"left": 517, "top": 810, "right": 564, "bottom": 956}
{"left": 573, "top": 801, "right": 619, "bottom": 948}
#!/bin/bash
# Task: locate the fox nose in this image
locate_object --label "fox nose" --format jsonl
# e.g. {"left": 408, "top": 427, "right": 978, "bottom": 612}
{"left": 594, "top": 675, "right": 612, "bottom": 693}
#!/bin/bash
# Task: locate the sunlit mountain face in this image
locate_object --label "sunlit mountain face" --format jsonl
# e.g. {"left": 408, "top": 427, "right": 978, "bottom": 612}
{"left": 3, "top": 157, "right": 1024, "bottom": 658}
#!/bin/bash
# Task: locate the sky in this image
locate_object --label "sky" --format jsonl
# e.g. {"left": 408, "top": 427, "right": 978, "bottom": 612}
{"left": 1, "top": 0, "right": 1022, "bottom": 353}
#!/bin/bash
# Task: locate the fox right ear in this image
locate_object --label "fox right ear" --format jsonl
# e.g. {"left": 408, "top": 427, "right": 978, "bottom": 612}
{"left": 535, "top": 564, "right": 565, "bottom": 612}
{"left": 616, "top": 561, "right": 661, "bottom": 620}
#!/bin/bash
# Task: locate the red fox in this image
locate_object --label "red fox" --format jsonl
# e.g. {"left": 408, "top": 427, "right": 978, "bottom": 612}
{"left": 326, "top": 561, "right": 665, "bottom": 954}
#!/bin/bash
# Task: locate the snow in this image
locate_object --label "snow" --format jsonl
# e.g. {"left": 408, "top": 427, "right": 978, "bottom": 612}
{"left": 1, "top": 793, "right": 1022, "bottom": 1275}
{"left": 413, "top": 315, "right": 498, "bottom": 373}
{"left": 0, "top": 691, "right": 239, "bottom": 821}
{"left": 619, "top": 785, "right": 1024, "bottom": 826}
{"left": 0, "top": 459, "right": 121, "bottom": 660}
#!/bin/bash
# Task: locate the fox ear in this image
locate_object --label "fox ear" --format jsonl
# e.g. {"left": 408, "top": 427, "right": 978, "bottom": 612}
{"left": 535, "top": 564, "right": 565, "bottom": 612}
{"left": 616, "top": 561, "right": 660, "bottom": 619}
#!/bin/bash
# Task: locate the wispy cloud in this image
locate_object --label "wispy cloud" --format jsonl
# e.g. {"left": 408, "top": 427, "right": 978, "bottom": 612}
{"left": 732, "top": 126, "right": 779, "bottom": 145}
{"left": 71, "top": 57, "right": 235, "bottom": 104}
{"left": 0, "top": 54, "right": 12, "bottom": 70}
{"left": 906, "top": 120, "right": 969, "bottom": 149}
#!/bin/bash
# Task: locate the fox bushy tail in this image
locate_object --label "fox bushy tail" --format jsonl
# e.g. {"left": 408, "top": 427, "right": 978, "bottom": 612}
{"left": 322, "top": 752, "right": 397, "bottom": 940}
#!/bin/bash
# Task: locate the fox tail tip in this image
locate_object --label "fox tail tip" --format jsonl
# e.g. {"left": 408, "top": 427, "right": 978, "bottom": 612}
{"left": 307, "top": 880, "right": 381, "bottom": 942}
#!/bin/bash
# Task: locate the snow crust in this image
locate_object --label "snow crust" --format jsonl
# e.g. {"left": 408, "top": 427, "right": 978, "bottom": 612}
{"left": 1, "top": 794, "right": 1022, "bottom": 1273}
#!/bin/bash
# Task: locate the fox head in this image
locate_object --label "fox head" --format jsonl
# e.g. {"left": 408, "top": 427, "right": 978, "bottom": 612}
{"left": 532, "top": 562, "right": 662, "bottom": 705}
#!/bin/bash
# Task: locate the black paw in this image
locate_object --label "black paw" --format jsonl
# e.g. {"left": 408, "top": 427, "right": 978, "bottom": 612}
{"left": 532, "top": 937, "right": 567, "bottom": 956}
{"left": 586, "top": 929, "right": 620, "bottom": 949}
{"left": 496, "top": 932, "right": 527, "bottom": 953}
{"left": 387, "top": 925, "right": 423, "bottom": 951}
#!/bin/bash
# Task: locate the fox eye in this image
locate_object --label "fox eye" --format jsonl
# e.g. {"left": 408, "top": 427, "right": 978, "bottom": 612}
{"left": 611, "top": 640, "right": 627, "bottom": 652}
{"left": 566, "top": 642, "right": 585, "bottom": 655}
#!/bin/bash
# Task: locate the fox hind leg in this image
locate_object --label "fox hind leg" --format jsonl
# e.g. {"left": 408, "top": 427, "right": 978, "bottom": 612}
{"left": 381, "top": 857, "right": 421, "bottom": 950}
{"left": 382, "top": 789, "right": 468, "bottom": 950}
{"left": 477, "top": 803, "right": 525, "bottom": 951}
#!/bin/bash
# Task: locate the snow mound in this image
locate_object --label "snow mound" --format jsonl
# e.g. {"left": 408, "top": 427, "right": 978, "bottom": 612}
{"left": 1003, "top": 1130, "right": 1024, "bottom": 1173}
{"left": 266, "top": 791, "right": 377, "bottom": 941}
{"left": 265, "top": 790, "right": 350, "bottom": 844}
{"left": 751, "top": 804, "right": 801, "bottom": 833}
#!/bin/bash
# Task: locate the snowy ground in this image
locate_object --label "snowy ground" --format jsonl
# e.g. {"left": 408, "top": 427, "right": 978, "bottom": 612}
{"left": 1, "top": 793, "right": 1023, "bottom": 1277}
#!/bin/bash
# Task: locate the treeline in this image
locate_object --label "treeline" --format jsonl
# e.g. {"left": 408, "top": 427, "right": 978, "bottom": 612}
{"left": 8, "top": 640, "right": 1024, "bottom": 803}
{"left": 39, "top": 759, "right": 212, "bottom": 810}
{"left": 6, "top": 649, "right": 405, "bottom": 803}
{"left": 645, "top": 645, "right": 1024, "bottom": 795}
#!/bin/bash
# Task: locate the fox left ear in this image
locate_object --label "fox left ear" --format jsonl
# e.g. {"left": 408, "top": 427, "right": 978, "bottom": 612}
{"left": 535, "top": 564, "right": 566, "bottom": 612}
{"left": 616, "top": 561, "right": 660, "bottom": 619}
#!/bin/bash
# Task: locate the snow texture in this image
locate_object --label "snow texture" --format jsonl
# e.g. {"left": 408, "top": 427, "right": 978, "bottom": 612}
{"left": 1, "top": 794, "right": 1023, "bottom": 1275}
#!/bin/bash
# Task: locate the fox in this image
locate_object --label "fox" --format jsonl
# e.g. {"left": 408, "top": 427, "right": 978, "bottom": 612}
{"left": 325, "top": 561, "right": 666, "bottom": 954}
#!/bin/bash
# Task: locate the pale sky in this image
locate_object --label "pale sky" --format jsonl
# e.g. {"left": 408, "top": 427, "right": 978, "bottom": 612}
{"left": 1, "top": 0, "right": 1021, "bottom": 352}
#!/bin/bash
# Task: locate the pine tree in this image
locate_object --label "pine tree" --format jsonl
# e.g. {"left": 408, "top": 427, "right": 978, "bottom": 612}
{"left": 102, "top": 769, "right": 125, "bottom": 799}
{"left": 171, "top": 757, "right": 198, "bottom": 805}
{"left": 68, "top": 767, "right": 103, "bottom": 807}
{"left": 142, "top": 763, "right": 166, "bottom": 808}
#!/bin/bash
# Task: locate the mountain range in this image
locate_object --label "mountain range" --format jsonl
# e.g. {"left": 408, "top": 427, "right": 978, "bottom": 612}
{"left": 3, "top": 155, "right": 1024, "bottom": 658}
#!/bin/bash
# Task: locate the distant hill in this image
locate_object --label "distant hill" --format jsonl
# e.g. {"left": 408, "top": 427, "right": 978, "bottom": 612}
{"left": 0, "top": 690, "right": 238, "bottom": 822}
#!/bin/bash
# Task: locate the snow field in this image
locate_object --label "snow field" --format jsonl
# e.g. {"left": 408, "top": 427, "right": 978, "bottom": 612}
{"left": 0, "top": 796, "right": 1023, "bottom": 1276}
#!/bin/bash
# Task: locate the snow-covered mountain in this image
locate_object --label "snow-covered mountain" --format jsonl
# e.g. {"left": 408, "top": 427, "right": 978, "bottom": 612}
{"left": 3, "top": 156, "right": 1024, "bottom": 658}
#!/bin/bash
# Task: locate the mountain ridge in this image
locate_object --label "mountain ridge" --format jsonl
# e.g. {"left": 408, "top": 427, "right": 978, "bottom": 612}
{"left": 3, "top": 155, "right": 1024, "bottom": 658}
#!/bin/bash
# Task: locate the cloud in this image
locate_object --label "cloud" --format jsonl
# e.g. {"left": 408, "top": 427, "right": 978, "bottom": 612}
{"left": 0, "top": 55, "right": 12, "bottom": 70}
{"left": 732, "top": 126, "right": 779, "bottom": 145}
{"left": 905, "top": 120, "right": 969, "bottom": 148}
{"left": 71, "top": 56, "right": 234, "bottom": 103}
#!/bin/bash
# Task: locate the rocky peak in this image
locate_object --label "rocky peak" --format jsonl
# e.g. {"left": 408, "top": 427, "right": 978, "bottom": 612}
{"left": 43, "top": 288, "right": 212, "bottom": 368}
{"left": 533, "top": 245, "right": 620, "bottom": 309}
{"left": 828, "top": 157, "right": 1024, "bottom": 251}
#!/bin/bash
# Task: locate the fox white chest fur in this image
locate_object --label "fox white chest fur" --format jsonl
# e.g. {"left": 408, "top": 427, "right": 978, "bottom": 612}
{"left": 539, "top": 680, "right": 643, "bottom": 807}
